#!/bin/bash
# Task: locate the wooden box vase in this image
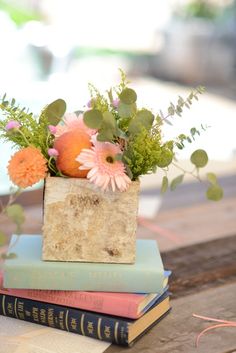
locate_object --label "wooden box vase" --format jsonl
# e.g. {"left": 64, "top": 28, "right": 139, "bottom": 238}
{"left": 42, "top": 177, "right": 140, "bottom": 263}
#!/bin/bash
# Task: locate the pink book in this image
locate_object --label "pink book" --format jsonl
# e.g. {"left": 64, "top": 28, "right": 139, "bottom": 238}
{"left": 0, "top": 273, "right": 167, "bottom": 319}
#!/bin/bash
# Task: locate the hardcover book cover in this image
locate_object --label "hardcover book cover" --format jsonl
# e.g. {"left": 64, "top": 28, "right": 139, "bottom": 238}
{"left": 4, "top": 235, "right": 166, "bottom": 293}
{"left": 0, "top": 272, "right": 169, "bottom": 318}
{"left": 0, "top": 291, "right": 170, "bottom": 346}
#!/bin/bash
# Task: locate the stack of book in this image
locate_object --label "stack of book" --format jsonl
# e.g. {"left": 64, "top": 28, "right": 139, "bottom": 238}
{"left": 1, "top": 235, "right": 171, "bottom": 346}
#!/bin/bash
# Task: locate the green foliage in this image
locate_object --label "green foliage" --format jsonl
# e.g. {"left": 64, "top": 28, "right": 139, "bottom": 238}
{"left": 83, "top": 109, "right": 103, "bottom": 129}
{"left": 119, "top": 88, "right": 137, "bottom": 104}
{"left": 114, "top": 68, "right": 130, "bottom": 95}
{"left": 191, "top": 149, "right": 208, "bottom": 168}
{"left": 128, "top": 109, "right": 154, "bottom": 136}
{"left": 163, "top": 86, "right": 205, "bottom": 121}
{"left": 123, "top": 127, "right": 173, "bottom": 180}
{"left": 0, "top": 231, "right": 7, "bottom": 246}
{"left": 88, "top": 83, "right": 109, "bottom": 112}
{"left": 6, "top": 204, "right": 25, "bottom": 234}
{"left": 206, "top": 172, "right": 217, "bottom": 184}
{"left": 0, "top": 95, "right": 36, "bottom": 148}
{"left": 0, "top": 191, "right": 25, "bottom": 259}
{"left": 1, "top": 252, "right": 17, "bottom": 259}
{"left": 82, "top": 71, "right": 222, "bottom": 200}
{"left": 206, "top": 172, "right": 223, "bottom": 201}
{"left": 182, "top": 0, "right": 219, "bottom": 20}
{"left": 43, "top": 99, "right": 66, "bottom": 126}
{"left": 0, "top": 0, "right": 42, "bottom": 27}
{"left": 156, "top": 143, "right": 174, "bottom": 168}
{"left": 161, "top": 176, "right": 168, "bottom": 194}
{"left": 0, "top": 70, "right": 223, "bottom": 201}
{"left": 170, "top": 174, "right": 184, "bottom": 190}
{"left": 0, "top": 95, "right": 63, "bottom": 174}
{"left": 118, "top": 102, "right": 137, "bottom": 118}
{"left": 98, "top": 111, "right": 118, "bottom": 141}
{"left": 206, "top": 185, "right": 223, "bottom": 201}
{"left": 175, "top": 126, "right": 208, "bottom": 150}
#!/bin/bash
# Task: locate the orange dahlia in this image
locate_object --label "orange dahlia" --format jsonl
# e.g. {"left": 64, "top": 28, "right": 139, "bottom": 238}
{"left": 8, "top": 147, "right": 48, "bottom": 188}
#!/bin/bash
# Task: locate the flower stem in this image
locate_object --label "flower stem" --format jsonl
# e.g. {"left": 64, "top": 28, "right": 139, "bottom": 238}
{"left": 18, "top": 129, "right": 30, "bottom": 146}
{"left": 172, "top": 162, "right": 202, "bottom": 182}
{"left": 47, "top": 156, "right": 58, "bottom": 174}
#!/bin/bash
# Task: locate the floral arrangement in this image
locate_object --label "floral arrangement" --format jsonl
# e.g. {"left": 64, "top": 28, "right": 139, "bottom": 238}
{"left": 0, "top": 71, "right": 223, "bottom": 200}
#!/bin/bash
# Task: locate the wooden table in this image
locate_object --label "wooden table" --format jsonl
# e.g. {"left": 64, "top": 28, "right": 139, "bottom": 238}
{"left": 1, "top": 175, "right": 236, "bottom": 353}
{"left": 106, "top": 234, "right": 236, "bottom": 353}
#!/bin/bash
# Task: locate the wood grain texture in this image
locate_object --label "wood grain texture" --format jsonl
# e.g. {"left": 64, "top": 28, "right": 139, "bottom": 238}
{"left": 162, "top": 234, "right": 236, "bottom": 299}
{"left": 43, "top": 177, "right": 140, "bottom": 263}
{"left": 106, "top": 283, "right": 236, "bottom": 353}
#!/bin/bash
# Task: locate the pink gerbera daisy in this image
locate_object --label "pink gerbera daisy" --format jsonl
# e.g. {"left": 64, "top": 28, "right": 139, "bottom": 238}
{"left": 55, "top": 113, "right": 96, "bottom": 138}
{"left": 76, "top": 141, "right": 131, "bottom": 192}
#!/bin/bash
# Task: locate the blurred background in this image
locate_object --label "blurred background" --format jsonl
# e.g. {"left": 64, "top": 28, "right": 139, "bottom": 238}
{"left": 0, "top": 0, "right": 235, "bottom": 219}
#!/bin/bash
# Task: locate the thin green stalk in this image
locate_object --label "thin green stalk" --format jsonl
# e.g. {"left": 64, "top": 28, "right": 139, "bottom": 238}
{"left": 172, "top": 161, "right": 202, "bottom": 182}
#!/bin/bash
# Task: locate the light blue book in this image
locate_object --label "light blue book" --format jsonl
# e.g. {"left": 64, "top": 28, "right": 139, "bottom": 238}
{"left": 4, "top": 235, "right": 169, "bottom": 292}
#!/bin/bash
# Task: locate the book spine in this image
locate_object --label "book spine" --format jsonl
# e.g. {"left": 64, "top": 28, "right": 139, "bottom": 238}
{"left": 0, "top": 286, "right": 139, "bottom": 318}
{"left": 0, "top": 294, "right": 129, "bottom": 346}
{"left": 4, "top": 264, "right": 164, "bottom": 292}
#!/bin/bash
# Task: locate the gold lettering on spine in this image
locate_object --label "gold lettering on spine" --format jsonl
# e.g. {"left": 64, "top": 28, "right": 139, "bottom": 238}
{"left": 18, "top": 301, "right": 25, "bottom": 320}
{"left": 114, "top": 322, "right": 119, "bottom": 344}
{"left": 97, "top": 318, "right": 102, "bottom": 340}
{"left": 2, "top": 295, "right": 6, "bottom": 316}
{"left": 104, "top": 325, "right": 111, "bottom": 339}
{"left": 48, "top": 308, "right": 54, "bottom": 327}
{"left": 70, "top": 317, "right": 77, "bottom": 330}
{"left": 40, "top": 309, "right": 46, "bottom": 323}
{"left": 80, "top": 314, "right": 85, "bottom": 336}
{"left": 65, "top": 310, "right": 69, "bottom": 331}
{"left": 87, "top": 321, "right": 94, "bottom": 334}
{"left": 59, "top": 311, "right": 64, "bottom": 330}
{"left": 14, "top": 298, "right": 18, "bottom": 319}
{"left": 7, "top": 302, "right": 13, "bottom": 315}
{"left": 32, "top": 307, "right": 39, "bottom": 322}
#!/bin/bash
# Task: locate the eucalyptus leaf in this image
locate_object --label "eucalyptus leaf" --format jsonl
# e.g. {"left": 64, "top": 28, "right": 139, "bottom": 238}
{"left": 74, "top": 110, "right": 83, "bottom": 116}
{"left": 44, "top": 99, "right": 66, "bottom": 125}
{"left": 176, "top": 142, "right": 184, "bottom": 149}
{"left": 119, "top": 88, "right": 137, "bottom": 104}
{"left": 128, "top": 109, "right": 154, "bottom": 135}
{"left": 97, "top": 129, "right": 113, "bottom": 142}
{"left": 0, "top": 231, "right": 7, "bottom": 246}
{"left": 155, "top": 115, "right": 163, "bottom": 126}
{"left": 190, "top": 149, "right": 208, "bottom": 168}
{"left": 207, "top": 172, "right": 217, "bottom": 185}
{"left": 1, "top": 252, "right": 17, "bottom": 259}
{"left": 6, "top": 204, "right": 25, "bottom": 229}
{"left": 161, "top": 176, "right": 168, "bottom": 193}
{"left": 164, "top": 119, "right": 173, "bottom": 126}
{"left": 118, "top": 102, "right": 137, "bottom": 118}
{"left": 206, "top": 185, "right": 223, "bottom": 201}
{"left": 116, "top": 128, "right": 128, "bottom": 139}
{"left": 170, "top": 174, "right": 184, "bottom": 190}
{"left": 157, "top": 149, "right": 173, "bottom": 168}
{"left": 84, "top": 109, "right": 103, "bottom": 129}
{"left": 102, "top": 111, "right": 117, "bottom": 132}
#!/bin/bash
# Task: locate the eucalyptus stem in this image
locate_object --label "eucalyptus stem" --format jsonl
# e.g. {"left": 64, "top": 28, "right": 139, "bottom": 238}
{"left": 172, "top": 162, "right": 202, "bottom": 182}
{"left": 6, "top": 234, "right": 21, "bottom": 253}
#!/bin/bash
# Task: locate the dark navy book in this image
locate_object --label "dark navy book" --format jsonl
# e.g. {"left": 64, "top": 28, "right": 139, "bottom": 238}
{"left": 0, "top": 291, "right": 170, "bottom": 346}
